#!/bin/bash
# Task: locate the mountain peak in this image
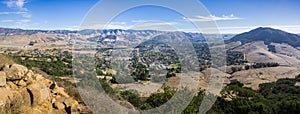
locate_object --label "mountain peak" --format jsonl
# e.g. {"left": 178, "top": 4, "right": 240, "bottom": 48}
{"left": 229, "top": 27, "right": 300, "bottom": 47}
{"left": 250, "top": 27, "right": 286, "bottom": 33}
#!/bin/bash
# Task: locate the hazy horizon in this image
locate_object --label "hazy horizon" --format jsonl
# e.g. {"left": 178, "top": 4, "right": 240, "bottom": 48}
{"left": 1, "top": 26, "right": 300, "bottom": 35}
{"left": 0, "top": 0, "right": 300, "bottom": 34}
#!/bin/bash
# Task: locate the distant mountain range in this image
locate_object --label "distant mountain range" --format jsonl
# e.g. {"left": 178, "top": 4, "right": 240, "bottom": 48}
{"left": 0, "top": 28, "right": 209, "bottom": 43}
{"left": 0, "top": 27, "right": 76, "bottom": 36}
{"left": 228, "top": 27, "right": 300, "bottom": 47}
{"left": 1, "top": 27, "right": 300, "bottom": 66}
{"left": 0, "top": 27, "right": 299, "bottom": 47}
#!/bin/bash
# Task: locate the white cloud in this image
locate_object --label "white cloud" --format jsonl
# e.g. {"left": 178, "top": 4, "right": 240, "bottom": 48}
{"left": 0, "top": 19, "right": 31, "bottom": 29}
{"left": 15, "top": 0, "right": 25, "bottom": 8}
{"left": 184, "top": 14, "right": 242, "bottom": 22}
{"left": 0, "top": 11, "right": 26, "bottom": 14}
{"left": 0, "top": 19, "right": 30, "bottom": 24}
{"left": 0, "top": 11, "right": 31, "bottom": 18}
{"left": 132, "top": 22, "right": 178, "bottom": 31}
{"left": 79, "top": 23, "right": 130, "bottom": 29}
{"left": 3, "top": 0, "right": 27, "bottom": 11}
{"left": 130, "top": 20, "right": 179, "bottom": 31}
{"left": 1, "top": 20, "right": 14, "bottom": 23}
{"left": 43, "top": 25, "right": 80, "bottom": 31}
{"left": 2, "top": 0, "right": 31, "bottom": 18}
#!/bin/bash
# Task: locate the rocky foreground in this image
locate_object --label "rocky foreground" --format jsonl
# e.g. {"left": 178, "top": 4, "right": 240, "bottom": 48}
{"left": 0, "top": 64, "right": 88, "bottom": 114}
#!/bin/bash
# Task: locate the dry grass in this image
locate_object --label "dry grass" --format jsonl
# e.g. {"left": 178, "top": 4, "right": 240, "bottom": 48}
{"left": 233, "top": 41, "right": 300, "bottom": 66}
{"left": 0, "top": 54, "right": 15, "bottom": 67}
{"left": 231, "top": 66, "right": 300, "bottom": 90}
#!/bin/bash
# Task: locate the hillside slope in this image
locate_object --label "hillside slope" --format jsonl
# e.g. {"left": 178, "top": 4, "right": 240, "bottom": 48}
{"left": 226, "top": 28, "right": 300, "bottom": 66}
{"left": 229, "top": 27, "right": 300, "bottom": 47}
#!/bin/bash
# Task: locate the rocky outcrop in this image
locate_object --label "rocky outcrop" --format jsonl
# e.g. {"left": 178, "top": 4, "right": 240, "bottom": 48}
{"left": 0, "top": 64, "right": 87, "bottom": 114}
{"left": 3, "top": 64, "right": 28, "bottom": 80}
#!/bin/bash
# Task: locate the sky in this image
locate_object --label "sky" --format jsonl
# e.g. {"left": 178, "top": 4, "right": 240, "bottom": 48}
{"left": 0, "top": 0, "right": 300, "bottom": 34}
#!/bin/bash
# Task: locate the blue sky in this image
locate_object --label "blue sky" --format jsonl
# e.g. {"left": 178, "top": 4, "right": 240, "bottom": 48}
{"left": 0, "top": 0, "right": 300, "bottom": 34}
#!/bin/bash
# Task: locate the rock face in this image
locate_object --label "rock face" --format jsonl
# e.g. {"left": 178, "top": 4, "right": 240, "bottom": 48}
{"left": 3, "top": 64, "right": 28, "bottom": 80}
{"left": 0, "top": 64, "right": 87, "bottom": 114}
{"left": 0, "top": 71, "right": 6, "bottom": 87}
{"left": 27, "top": 82, "right": 50, "bottom": 106}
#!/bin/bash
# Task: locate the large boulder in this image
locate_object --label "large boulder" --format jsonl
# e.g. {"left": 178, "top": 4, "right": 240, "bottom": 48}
{"left": 0, "top": 71, "right": 6, "bottom": 87}
{"left": 27, "top": 82, "right": 50, "bottom": 106}
{"left": 3, "top": 64, "right": 28, "bottom": 80}
{"left": 0, "top": 88, "right": 23, "bottom": 113}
